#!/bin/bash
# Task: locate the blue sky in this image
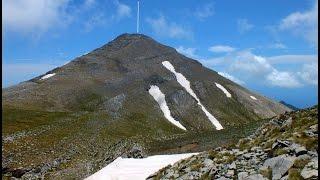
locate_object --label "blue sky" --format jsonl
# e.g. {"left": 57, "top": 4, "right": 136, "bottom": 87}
{"left": 2, "top": 0, "right": 318, "bottom": 108}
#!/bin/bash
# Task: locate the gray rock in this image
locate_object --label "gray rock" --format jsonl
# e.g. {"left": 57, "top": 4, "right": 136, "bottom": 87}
{"left": 228, "top": 162, "right": 236, "bottom": 170}
{"left": 308, "top": 151, "right": 318, "bottom": 157}
{"left": 295, "top": 154, "right": 311, "bottom": 161}
{"left": 272, "top": 140, "right": 291, "bottom": 150}
{"left": 301, "top": 169, "right": 318, "bottom": 179}
{"left": 226, "top": 169, "right": 234, "bottom": 177}
{"left": 309, "top": 124, "right": 318, "bottom": 132}
{"left": 238, "top": 172, "right": 249, "bottom": 180}
{"left": 246, "top": 174, "right": 267, "bottom": 180}
{"left": 263, "top": 155, "right": 295, "bottom": 180}
{"left": 289, "top": 143, "right": 307, "bottom": 156}
{"left": 216, "top": 177, "right": 231, "bottom": 180}
{"left": 103, "top": 93, "right": 126, "bottom": 117}
{"left": 301, "top": 158, "right": 318, "bottom": 180}
{"left": 243, "top": 153, "right": 255, "bottom": 160}
{"left": 280, "top": 175, "right": 288, "bottom": 180}
{"left": 283, "top": 117, "right": 292, "bottom": 127}
{"left": 203, "top": 158, "right": 214, "bottom": 167}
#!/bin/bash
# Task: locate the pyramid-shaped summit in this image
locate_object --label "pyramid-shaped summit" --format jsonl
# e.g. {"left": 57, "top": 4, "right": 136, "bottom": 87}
{"left": 3, "top": 33, "right": 290, "bottom": 130}
{"left": 2, "top": 33, "right": 291, "bottom": 178}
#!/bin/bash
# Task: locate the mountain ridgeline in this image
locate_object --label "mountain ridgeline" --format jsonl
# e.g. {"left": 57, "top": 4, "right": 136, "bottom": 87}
{"left": 2, "top": 34, "right": 291, "bottom": 179}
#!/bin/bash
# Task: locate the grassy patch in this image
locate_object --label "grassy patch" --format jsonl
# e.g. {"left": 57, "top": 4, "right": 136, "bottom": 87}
{"left": 288, "top": 168, "right": 303, "bottom": 180}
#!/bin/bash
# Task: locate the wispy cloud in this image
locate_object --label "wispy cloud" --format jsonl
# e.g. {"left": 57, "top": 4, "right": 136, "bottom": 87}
{"left": 297, "top": 62, "right": 318, "bottom": 85}
{"left": 267, "top": 54, "right": 317, "bottom": 64}
{"left": 2, "top": 0, "right": 71, "bottom": 34}
{"left": 146, "top": 15, "right": 193, "bottom": 39}
{"left": 208, "top": 45, "right": 236, "bottom": 53}
{"left": 3, "top": 0, "right": 132, "bottom": 35}
{"left": 83, "top": 12, "right": 107, "bottom": 32}
{"left": 82, "top": 0, "right": 131, "bottom": 32}
{"left": 218, "top": 72, "right": 245, "bottom": 85}
{"left": 194, "top": 3, "right": 214, "bottom": 20}
{"left": 268, "top": 43, "right": 287, "bottom": 49}
{"left": 278, "top": 0, "right": 318, "bottom": 45}
{"left": 176, "top": 46, "right": 200, "bottom": 59}
{"left": 237, "top": 18, "right": 254, "bottom": 33}
{"left": 113, "top": 0, "right": 131, "bottom": 20}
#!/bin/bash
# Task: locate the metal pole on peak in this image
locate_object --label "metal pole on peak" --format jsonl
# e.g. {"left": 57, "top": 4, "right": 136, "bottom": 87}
{"left": 137, "top": 0, "right": 140, "bottom": 33}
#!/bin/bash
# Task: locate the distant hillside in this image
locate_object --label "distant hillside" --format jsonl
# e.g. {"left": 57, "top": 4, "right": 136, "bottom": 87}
{"left": 280, "top": 101, "right": 300, "bottom": 111}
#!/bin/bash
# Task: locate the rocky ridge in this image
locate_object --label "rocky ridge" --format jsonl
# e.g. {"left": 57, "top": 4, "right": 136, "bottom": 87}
{"left": 148, "top": 106, "right": 318, "bottom": 180}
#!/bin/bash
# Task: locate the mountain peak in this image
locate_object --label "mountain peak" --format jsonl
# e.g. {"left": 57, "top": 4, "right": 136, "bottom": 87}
{"left": 92, "top": 33, "right": 176, "bottom": 58}
{"left": 114, "top": 33, "right": 153, "bottom": 40}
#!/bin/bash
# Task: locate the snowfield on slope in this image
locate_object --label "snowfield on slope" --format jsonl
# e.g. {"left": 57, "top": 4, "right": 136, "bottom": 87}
{"left": 215, "top": 82, "right": 232, "bottom": 98}
{"left": 40, "top": 73, "right": 56, "bottom": 80}
{"left": 148, "top": 85, "right": 187, "bottom": 130}
{"left": 85, "top": 153, "right": 198, "bottom": 180}
{"left": 250, "top": 95, "right": 258, "bottom": 100}
{"left": 162, "top": 61, "right": 223, "bottom": 130}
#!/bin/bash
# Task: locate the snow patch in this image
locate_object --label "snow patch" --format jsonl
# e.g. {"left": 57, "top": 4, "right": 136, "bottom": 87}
{"left": 86, "top": 153, "right": 198, "bottom": 180}
{"left": 40, "top": 73, "right": 56, "bottom": 80}
{"left": 215, "top": 82, "right": 232, "bottom": 98}
{"left": 162, "top": 61, "right": 223, "bottom": 130}
{"left": 250, "top": 95, "right": 257, "bottom": 100}
{"left": 148, "top": 85, "right": 187, "bottom": 130}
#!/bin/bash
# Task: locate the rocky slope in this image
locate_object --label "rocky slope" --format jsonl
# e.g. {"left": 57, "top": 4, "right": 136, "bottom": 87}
{"left": 2, "top": 33, "right": 291, "bottom": 179}
{"left": 148, "top": 106, "right": 318, "bottom": 180}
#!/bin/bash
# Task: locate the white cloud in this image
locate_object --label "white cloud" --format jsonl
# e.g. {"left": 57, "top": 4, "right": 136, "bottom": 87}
{"left": 269, "top": 43, "right": 287, "bottom": 49}
{"left": 237, "top": 18, "right": 254, "bottom": 33}
{"left": 203, "top": 50, "right": 315, "bottom": 88}
{"left": 81, "top": 0, "right": 131, "bottom": 32}
{"left": 297, "top": 62, "right": 318, "bottom": 85}
{"left": 146, "top": 15, "right": 193, "bottom": 39}
{"left": 228, "top": 52, "right": 304, "bottom": 88}
{"left": 218, "top": 72, "right": 245, "bottom": 85}
{"left": 2, "top": 0, "right": 71, "bottom": 34}
{"left": 229, "top": 51, "right": 273, "bottom": 76}
{"left": 279, "top": 0, "right": 318, "bottom": 45}
{"left": 209, "top": 45, "right": 236, "bottom": 53}
{"left": 194, "top": 3, "right": 214, "bottom": 20}
{"left": 267, "top": 54, "right": 317, "bottom": 64}
{"left": 266, "top": 70, "right": 302, "bottom": 88}
{"left": 84, "top": 12, "right": 107, "bottom": 32}
{"left": 114, "top": 0, "right": 131, "bottom": 19}
{"left": 176, "top": 46, "right": 200, "bottom": 59}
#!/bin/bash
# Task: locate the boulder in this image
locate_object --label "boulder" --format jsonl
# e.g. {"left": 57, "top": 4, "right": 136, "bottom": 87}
{"left": 301, "top": 169, "right": 318, "bottom": 179}
{"left": 301, "top": 158, "right": 318, "bottom": 180}
{"left": 272, "top": 140, "right": 291, "bottom": 150}
{"left": 203, "top": 158, "right": 214, "bottom": 167}
{"left": 238, "top": 172, "right": 249, "bottom": 180}
{"left": 289, "top": 143, "right": 307, "bottom": 156}
{"left": 283, "top": 117, "right": 292, "bottom": 127}
{"left": 263, "top": 155, "right": 295, "bottom": 180}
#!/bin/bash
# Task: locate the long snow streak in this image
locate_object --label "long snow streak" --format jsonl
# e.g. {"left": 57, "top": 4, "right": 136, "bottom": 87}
{"left": 250, "top": 95, "right": 257, "bottom": 100}
{"left": 215, "top": 82, "right": 232, "bottom": 98}
{"left": 148, "top": 85, "right": 187, "bottom": 130}
{"left": 162, "top": 61, "right": 223, "bottom": 130}
{"left": 40, "top": 73, "right": 56, "bottom": 80}
{"left": 85, "top": 153, "right": 198, "bottom": 180}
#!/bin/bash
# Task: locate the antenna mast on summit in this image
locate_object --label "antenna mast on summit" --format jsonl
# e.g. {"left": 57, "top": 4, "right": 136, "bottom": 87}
{"left": 137, "top": 0, "right": 140, "bottom": 33}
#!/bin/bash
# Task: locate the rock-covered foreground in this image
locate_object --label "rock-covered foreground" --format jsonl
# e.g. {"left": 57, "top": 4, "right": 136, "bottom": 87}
{"left": 147, "top": 106, "right": 318, "bottom": 180}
